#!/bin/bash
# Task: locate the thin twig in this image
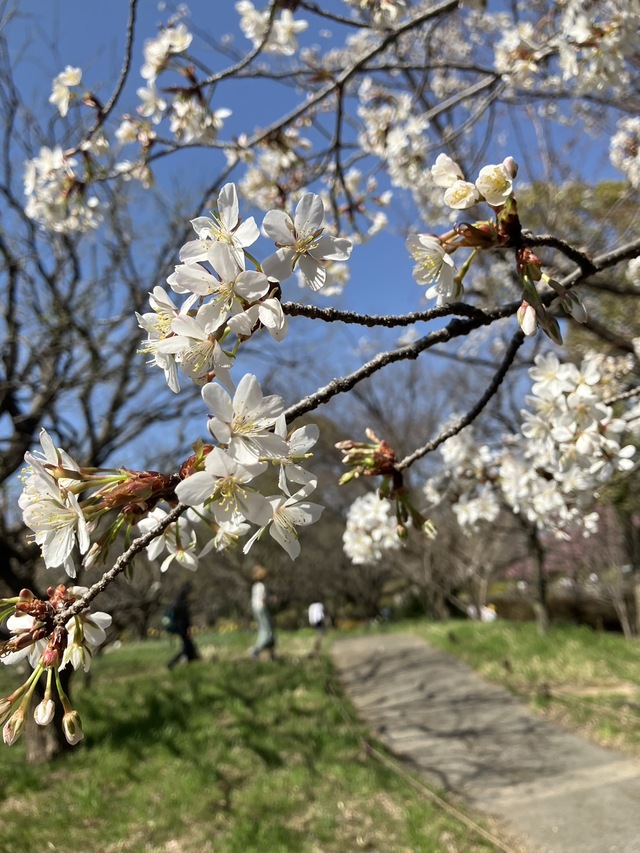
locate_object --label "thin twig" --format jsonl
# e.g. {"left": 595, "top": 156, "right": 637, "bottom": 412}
{"left": 397, "top": 329, "right": 525, "bottom": 470}
{"left": 199, "top": 1, "right": 279, "bottom": 86}
{"left": 80, "top": 0, "right": 139, "bottom": 146}
{"left": 58, "top": 503, "right": 188, "bottom": 622}
{"left": 243, "top": 0, "right": 460, "bottom": 151}
{"left": 604, "top": 386, "right": 640, "bottom": 407}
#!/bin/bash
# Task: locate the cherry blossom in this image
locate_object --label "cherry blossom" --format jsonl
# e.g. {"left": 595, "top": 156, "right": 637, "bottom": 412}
{"left": 475, "top": 163, "right": 514, "bottom": 206}
{"left": 262, "top": 193, "right": 352, "bottom": 291}
{"left": 202, "top": 374, "right": 288, "bottom": 464}
{"left": 175, "top": 446, "right": 271, "bottom": 525}
{"left": 406, "top": 234, "right": 460, "bottom": 304}
{"left": 49, "top": 66, "right": 82, "bottom": 117}
{"left": 243, "top": 487, "right": 324, "bottom": 560}
{"left": 343, "top": 493, "right": 401, "bottom": 564}
{"left": 180, "top": 183, "right": 259, "bottom": 269}
{"left": 156, "top": 300, "right": 231, "bottom": 388}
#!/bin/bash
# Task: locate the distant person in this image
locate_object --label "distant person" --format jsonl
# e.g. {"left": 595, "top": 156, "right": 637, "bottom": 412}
{"left": 250, "top": 565, "right": 276, "bottom": 661}
{"left": 308, "top": 601, "right": 327, "bottom": 656}
{"left": 167, "top": 582, "right": 200, "bottom": 669}
{"left": 481, "top": 603, "right": 497, "bottom": 623}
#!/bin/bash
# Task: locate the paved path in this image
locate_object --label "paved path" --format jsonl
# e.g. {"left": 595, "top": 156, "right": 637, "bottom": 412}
{"left": 331, "top": 633, "right": 640, "bottom": 853}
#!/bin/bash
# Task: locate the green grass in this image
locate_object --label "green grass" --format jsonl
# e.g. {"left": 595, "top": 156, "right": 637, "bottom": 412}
{"left": 0, "top": 630, "right": 498, "bottom": 853}
{"left": 407, "top": 620, "right": 640, "bottom": 756}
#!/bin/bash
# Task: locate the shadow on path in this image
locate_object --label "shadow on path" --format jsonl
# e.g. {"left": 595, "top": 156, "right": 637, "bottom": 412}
{"left": 332, "top": 633, "right": 640, "bottom": 853}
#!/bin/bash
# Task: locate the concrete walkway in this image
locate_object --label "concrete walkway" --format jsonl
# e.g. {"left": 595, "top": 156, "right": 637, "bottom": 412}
{"left": 331, "top": 633, "right": 640, "bottom": 853}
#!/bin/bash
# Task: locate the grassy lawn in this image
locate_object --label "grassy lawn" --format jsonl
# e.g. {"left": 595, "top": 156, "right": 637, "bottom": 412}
{"left": 0, "top": 629, "right": 498, "bottom": 853}
{"left": 408, "top": 619, "right": 640, "bottom": 757}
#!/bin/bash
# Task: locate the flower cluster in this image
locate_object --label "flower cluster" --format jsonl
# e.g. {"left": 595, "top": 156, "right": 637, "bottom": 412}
{"left": 170, "top": 375, "right": 324, "bottom": 561}
{"left": 422, "top": 351, "right": 638, "bottom": 540}
{"left": 24, "top": 146, "right": 102, "bottom": 233}
{"left": 493, "top": 2, "right": 639, "bottom": 96}
{"left": 405, "top": 153, "right": 588, "bottom": 341}
{"left": 0, "top": 586, "right": 111, "bottom": 746}
{"left": 139, "top": 182, "right": 352, "bottom": 391}
{"left": 19, "top": 428, "right": 184, "bottom": 577}
{"left": 342, "top": 492, "right": 402, "bottom": 564}
{"left": 236, "top": 1, "right": 308, "bottom": 56}
{"left": 610, "top": 117, "right": 640, "bottom": 189}
{"left": 346, "top": 0, "right": 407, "bottom": 27}
{"left": 405, "top": 153, "right": 518, "bottom": 307}
{"left": 431, "top": 154, "right": 517, "bottom": 211}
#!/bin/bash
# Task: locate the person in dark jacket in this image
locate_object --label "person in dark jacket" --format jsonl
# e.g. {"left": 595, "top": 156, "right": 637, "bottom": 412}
{"left": 167, "top": 582, "right": 199, "bottom": 669}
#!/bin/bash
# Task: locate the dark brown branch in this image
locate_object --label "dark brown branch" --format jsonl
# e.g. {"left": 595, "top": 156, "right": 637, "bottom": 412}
{"left": 282, "top": 300, "right": 489, "bottom": 327}
{"left": 521, "top": 232, "right": 597, "bottom": 275}
{"left": 283, "top": 237, "right": 639, "bottom": 424}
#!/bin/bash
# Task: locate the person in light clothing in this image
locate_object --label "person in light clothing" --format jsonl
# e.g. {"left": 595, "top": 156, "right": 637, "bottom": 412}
{"left": 249, "top": 565, "right": 276, "bottom": 661}
{"left": 308, "top": 601, "right": 327, "bottom": 656}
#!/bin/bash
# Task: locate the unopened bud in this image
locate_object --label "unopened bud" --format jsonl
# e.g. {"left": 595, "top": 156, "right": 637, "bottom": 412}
{"left": 396, "top": 523, "right": 408, "bottom": 540}
{"left": 0, "top": 698, "right": 13, "bottom": 726}
{"left": 502, "top": 156, "right": 518, "bottom": 179}
{"left": 3, "top": 709, "right": 26, "bottom": 746}
{"left": 40, "top": 644, "right": 62, "bottom": 669}
{"left": 517, "top": 301, "right": 538, "bottom": 337}
{"left": 34, "top": 698, "right": 55, "bottom": 727}
{"left": 62, "top": 710, "right": 84, "bottom": 745}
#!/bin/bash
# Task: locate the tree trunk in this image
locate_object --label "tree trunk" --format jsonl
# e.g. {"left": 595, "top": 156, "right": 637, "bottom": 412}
{"left": 530, "top": 527, "right": 550, "bottom": 635}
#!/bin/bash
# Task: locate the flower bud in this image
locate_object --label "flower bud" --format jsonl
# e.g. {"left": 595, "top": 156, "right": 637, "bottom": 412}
{"left": 0, "top": 698, "right": 13, "bottom": 726}
{"left": 517, "top": 301, "right": 538, "bottom": 337}
{"left": 62, "top": 710, "right": 84, "bottom": 745}
{"left": 396, "top": 523, "right": 408, "bottom": 540}
{"left": 34, "top": 698, "right": 55, "bottom": 727}
{"left": 3, "top": 709, "right": 26, "bottom": 746}
{"left": 502, "top": 156, "right": 518, "bottom": 179}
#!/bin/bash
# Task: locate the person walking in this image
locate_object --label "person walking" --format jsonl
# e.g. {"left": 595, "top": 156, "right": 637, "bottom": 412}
{"left": 249, "top": 565, "right": 276, "bottom": 661}
{"left": 167, "top": 582, "right": 200, "bottom": 669}
{"left": 308, "top": 601, "right": 327, "bottom": 656}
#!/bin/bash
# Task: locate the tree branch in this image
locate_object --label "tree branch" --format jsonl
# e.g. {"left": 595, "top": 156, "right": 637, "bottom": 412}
{"left": 397, "top": 329, "right": 526, "bottom": 470}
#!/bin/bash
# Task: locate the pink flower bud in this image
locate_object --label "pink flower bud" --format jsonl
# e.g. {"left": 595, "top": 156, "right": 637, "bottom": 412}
{"left": 62, "top": 710, "right": 84, "bottom": 745}
{"left": 34, "top": 698, "right": 56, "bottom": 727}
{"left": 40, "top": 643, "right": 62, "bottom": 668}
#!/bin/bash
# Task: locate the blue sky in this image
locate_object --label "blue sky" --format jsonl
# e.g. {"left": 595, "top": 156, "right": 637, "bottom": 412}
{"left": 11, "top": 0, "right": 427, "bottom": 319}
{"left": 9, "top": 0, "right": 622, "bottom": 323}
